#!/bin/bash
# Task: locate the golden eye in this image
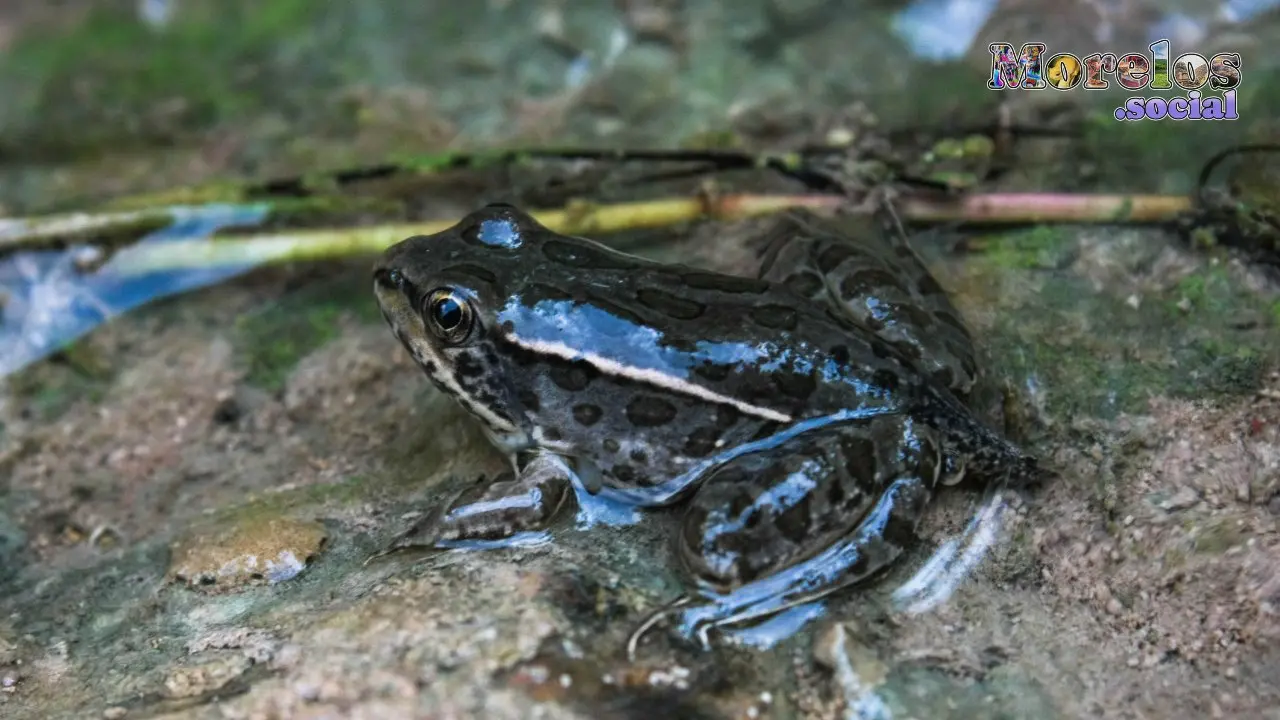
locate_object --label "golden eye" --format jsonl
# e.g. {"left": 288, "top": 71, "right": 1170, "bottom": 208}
{"left": 423, "top": 288, "right": 473, "bottom": 344}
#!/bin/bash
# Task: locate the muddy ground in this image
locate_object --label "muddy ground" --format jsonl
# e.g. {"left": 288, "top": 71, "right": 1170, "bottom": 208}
{"left": 2, "top": 1, "right": 1280, "bottom": 719}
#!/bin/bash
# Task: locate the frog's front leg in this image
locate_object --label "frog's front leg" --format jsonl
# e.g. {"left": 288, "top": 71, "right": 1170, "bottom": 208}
{"left": 384, "top": 451, "right": 573, "bottom": 552}
{"left": 658, "top": 414, "right": 940, "bottom": 650}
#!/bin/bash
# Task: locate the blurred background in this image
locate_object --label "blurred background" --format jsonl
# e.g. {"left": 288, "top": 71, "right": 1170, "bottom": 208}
{"left": 1, "top": 0, "right": 1276, "bottom": 210}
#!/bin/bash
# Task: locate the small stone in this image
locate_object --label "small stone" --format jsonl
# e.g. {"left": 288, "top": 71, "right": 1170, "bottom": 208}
{"left": 1106, "top": 598, "right": 1124, "bottom": 616}
{"left": 167, "top": 513, "right": 327, "bottom": 592}
{"left": 1161, "top": 487, "right": 1200, "bottom": 511}
{"left": 103, "top": 708, "right": 127, "bottom": 719}
{"left": 825, "top": 127, "right": 855, "bottom": 146}
{"left": 163, "top": 655, "right": 251, "bottom": 698}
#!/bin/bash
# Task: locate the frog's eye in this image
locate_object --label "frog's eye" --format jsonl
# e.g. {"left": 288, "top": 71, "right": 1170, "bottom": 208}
{"left": 423, "top": 288, "right": 474, "bottom": 345}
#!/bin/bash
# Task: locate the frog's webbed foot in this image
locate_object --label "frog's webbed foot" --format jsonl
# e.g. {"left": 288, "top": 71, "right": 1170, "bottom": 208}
{"left": 369, "top": 452, "right": 573, "bottom": 561}
{"left": 637, "top": 416, "right": 939, "bottom": 655}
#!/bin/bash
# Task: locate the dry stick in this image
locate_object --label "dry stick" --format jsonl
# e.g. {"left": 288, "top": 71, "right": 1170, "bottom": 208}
{"left": 0, "top": 208, "right": 176, "bottom": 251}
{"left": 58, "top": 192, "right": 1195, "bottom": 276}
{"left": 106, "top": 194, "right": 842, "bottom": 275}
{"left": 899, "top": 192, "right": 1192, "bottom": 224}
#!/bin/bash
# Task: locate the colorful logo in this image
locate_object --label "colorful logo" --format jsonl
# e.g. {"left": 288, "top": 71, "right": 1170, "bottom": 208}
{"left": 988, "top": 40, "right": 1241, "bottom": 121}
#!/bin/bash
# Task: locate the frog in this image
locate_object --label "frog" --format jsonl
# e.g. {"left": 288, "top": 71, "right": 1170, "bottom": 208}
{"left": 371, "top": 202, "right": 1039, "bottom": 650}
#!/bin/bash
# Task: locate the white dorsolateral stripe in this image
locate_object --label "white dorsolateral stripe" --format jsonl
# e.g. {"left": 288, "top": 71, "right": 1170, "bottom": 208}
{"left": 504, "top": 335, "right": 794, "bottom": 424}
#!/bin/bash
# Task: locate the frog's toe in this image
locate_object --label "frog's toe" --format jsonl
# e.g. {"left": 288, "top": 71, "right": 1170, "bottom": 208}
{"left": 364, "top": 512, "right": 451, "bottom": 566}
{"left": 624, "top": 594, "right": 695, "bottom": 661}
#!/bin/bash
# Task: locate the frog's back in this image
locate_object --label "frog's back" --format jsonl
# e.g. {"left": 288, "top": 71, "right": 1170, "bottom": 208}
{"left": 499, "top": 229, "right": 935, "bottom": 422}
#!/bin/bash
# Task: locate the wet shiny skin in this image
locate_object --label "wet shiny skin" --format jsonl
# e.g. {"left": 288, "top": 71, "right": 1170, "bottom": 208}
{"left": 372, "top": 203, "right": 1038, "bottom": 641}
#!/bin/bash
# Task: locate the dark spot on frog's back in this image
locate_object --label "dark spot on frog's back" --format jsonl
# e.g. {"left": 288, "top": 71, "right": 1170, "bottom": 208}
{"left": 636, "top": 288, "right": 706, "bottom": 320}
{"left": 839, "top": 268, "right": 909, "bottom": 300}
{"left": 749, "top": 304, "right": 798, "bottom": 331}
{"left": 680, "top": 272, "right": 769, "bottom": 294}
{"left": 612, "top": 464, "right": 643, "bottom": 485}
{"left": 542, "top": 239, "right": 635, "bottom": 270}
{"left": 870, "top": 368, "right": 902, "bottom": 393}
{"left": 784, "top": 271, "right": 825, "bottom": 298}
{"left": 527, "top": 283, "right": 576, "bottom": 304}
{"left": 443, "top": 263, "right": 498, "bottom": 285}
{"left": 517, "top": 388, "right": 540, "bottom": 412}
{"left": 870, "top": 336, "right": 916, "bottom": 361}
{"left": 936, "top": 309, "right": 972, "bottom": 337}
{"left": 816, "top": 244, "right": 855, "bottom": 274}
{"left": 710, "top": 405, "right": 739, "bottom": 428}
{"left": 584, "top": 292, "right": 649, "bottom": 327}
{"left": 549, "top": 363, "right": 594, "bottom": 391}
{"left": 773, "top": 495, "right": 813, "bottom": 545}
{"left": 694, "top": 362, "right": 731, "bottom": 382}
{"left": 829, "top": 344, "right": 851, "bottom": 366}
{"left": 683, "top": 426, "right": 722, "bottom": 457}
{"left": 772, "top": 370, "right": 817, "bottom": 400}
{"left": 930, "top": 366, "right": 956, "bottom": 391}
{"left": 625, "top": 395, "right": 679, "bottom": 427}
{"left": 839, "top": 435, "right": 878, "bottom": 487}
{"left": 572, "top": 403, "right": 602, "bottom": 426}
{"left": 916, "top": 272, "right": 945, "bottom": 297}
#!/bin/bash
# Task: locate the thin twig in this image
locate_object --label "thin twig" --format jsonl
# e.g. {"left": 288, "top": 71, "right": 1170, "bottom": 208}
{"left": 101, "top": 191, "right": 1194, "bottom": 277}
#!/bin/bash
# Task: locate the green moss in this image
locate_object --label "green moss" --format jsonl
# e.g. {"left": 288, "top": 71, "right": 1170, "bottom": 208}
{"left": 98, "top": 183, "right": 249, "bottom": 212}
{"left": 679, "top": 129, "right": 743, "bottom": 150}
{"left": 234, "top": 273, "right": 382, "bottom": 391}
{"left": 255, "top": 195, "right": 408, "bottom": 229}
{"left": 4, "top": 340, "right": 115, "bottom": 423}
{"left": 977, "top": 225, "right": 1071, "bottom": 269}
{"left": 0, "top": 0, "right": 326, "bottom": 160}
{"left": 210, "top": 474, "right": 381, "bottom": 522}
{"left": 1192, "top": 518, "right": 1244, "bottom": 554}
{"left": 980, "top": 237, "right": 1278, "bottom": 420}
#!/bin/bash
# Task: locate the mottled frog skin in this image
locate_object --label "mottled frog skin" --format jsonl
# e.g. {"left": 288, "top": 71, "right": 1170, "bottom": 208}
{"left": 372, "top": 203, "right": 1038, "bottom": 646}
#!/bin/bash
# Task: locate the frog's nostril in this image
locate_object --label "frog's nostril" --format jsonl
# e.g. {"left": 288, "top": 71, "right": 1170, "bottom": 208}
{"left": 373, "top": 268, "right": 406, "bottom": 290}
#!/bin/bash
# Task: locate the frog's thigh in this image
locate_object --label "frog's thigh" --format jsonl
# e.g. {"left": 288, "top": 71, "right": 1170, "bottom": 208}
{"left": 677, "top": 415, "right": 941, "bottom": 593}
{"left": 756, "top": 211, "right": 979, "bottom": 398}
{"left": 391, "top": 451, "right": 572, "bottom": 548}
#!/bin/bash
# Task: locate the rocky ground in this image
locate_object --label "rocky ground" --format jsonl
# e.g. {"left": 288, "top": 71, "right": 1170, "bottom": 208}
{"left": 2, "top": 1, "right": 1280, "bottom": 719}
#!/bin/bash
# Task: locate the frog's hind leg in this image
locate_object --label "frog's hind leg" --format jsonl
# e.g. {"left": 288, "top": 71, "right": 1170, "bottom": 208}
{"left": 754, "top": 208, "right": 979, "bottom": 400}
{"left": 660, "top": 414, "right": 941, "bottom": 651}
{"left": 378, "top": 450, "right": 573, "bottom": 556}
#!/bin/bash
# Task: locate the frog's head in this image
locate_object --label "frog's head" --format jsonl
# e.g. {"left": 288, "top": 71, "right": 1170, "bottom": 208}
{"left": 373, "top": 203, "right": 544, "bottom": 449}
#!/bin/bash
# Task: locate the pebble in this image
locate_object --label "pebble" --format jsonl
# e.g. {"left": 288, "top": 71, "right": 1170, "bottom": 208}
{"left": 167, "top": 514, "right": 327, "bottom": 592}
{"left": 1161, "top": 487, "right": 1200, "bottom": 511}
